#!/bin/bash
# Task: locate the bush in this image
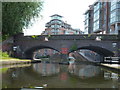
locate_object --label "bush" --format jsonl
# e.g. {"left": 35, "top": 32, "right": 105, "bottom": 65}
{"left": 0, "top": 51, "right": 9, "bottom": 58}
{"left": 70, "top": 44, "right": 78, "bottom": 51}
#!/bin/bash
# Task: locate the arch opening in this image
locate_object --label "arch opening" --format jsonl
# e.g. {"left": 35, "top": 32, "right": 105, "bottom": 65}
{"left": 69, "top": 46, "right": 114, "bottom": 57}
{"left": 24, "top": 46, "right": 60, "bottom": 59}
{"left": 68, "top": 46, "right": 114, "bottom": 62}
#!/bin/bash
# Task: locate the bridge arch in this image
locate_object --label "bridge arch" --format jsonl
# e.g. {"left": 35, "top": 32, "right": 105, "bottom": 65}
{"left": 69, "top": 46, "right": 114, "bottom": 57}
{"left": 24, "top": 45, "right": 60, "bottom": 59}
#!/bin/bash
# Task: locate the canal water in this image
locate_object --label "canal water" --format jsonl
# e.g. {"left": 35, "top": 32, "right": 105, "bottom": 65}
{"left": 1, "top": 62, "right": 120, "bottom": 89}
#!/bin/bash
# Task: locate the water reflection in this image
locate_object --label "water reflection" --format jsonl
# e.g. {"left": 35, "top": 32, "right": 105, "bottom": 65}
{"left": 33, "top": 63, "right": 60, "bottom": 76}
{"left": 104, "top": 72, "right": 119, "bottom": 80}
{"left": 68, "top": 64, "right": 101, "bottom": 78}
{"left": 68, "top": 62, "right": 76, "bottom": 73}
{"left": 1, "top": 62, "right": 119, "bottom": 88}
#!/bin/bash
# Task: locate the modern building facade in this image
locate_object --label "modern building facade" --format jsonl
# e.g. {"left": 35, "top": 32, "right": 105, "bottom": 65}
{"left": 84, "top": 0, "right": 120, "bottom": 34}
{"left": 84, "top": 5, "right": 94, "bottom": 34}
{"left": 42, "top": 14, "right": 83, "bottom": 35}
{"left": 110, "top": 1, "right": 120, "bottom": 34}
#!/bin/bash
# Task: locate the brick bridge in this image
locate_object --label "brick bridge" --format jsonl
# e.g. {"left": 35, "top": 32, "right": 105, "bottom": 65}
{"left": 12, "top": 33, "right": 120, "bottom": 60}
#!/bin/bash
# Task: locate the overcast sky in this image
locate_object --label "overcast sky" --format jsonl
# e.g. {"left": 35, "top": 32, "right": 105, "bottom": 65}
{"left": 24, "top": 0, "right": 97, "bottom": 35}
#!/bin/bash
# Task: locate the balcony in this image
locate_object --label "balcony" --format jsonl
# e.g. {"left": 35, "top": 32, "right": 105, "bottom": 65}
{"left": 93, "top": 29, "right": 103, "bottom": 33}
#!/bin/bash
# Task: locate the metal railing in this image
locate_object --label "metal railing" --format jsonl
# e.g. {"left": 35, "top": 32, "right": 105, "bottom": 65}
{"left": 103, "top": 57, "right": 120, "bottom": 64}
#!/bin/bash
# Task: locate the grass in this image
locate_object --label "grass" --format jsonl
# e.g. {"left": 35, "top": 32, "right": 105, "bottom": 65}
{"left": 1, "top": 57, "right": 31, "bottom": 62}
{"left": 0, "top": 51, "right": 31, "bottom": 61}
{"left": 0, "top": 68, "right": 8, "bottom": 73}
{"left": 0, "top": 51, "right": 9, "bottom": 57}
{"left": 1, "top": 56, "right": 31, "bottom": 61}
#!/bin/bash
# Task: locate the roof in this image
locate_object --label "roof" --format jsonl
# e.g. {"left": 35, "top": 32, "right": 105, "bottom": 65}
{"left": 50, "top": 14, "right": 63, "bottom": 17}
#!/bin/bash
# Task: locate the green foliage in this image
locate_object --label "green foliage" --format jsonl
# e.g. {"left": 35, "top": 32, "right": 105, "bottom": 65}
{"left": 48, "top": 35, "right": 51, "bottom": 38}
{"left": 31, "top": 35, "right": 38, "bottom": 39}
{"left": 83, "top": 36, "right": 86, "bottom": 39}
{"left": 2, "top": 2, "right": 43, "bottom": 40}
{"left": 88, "top": 34, "right": 91, "bottom": 37}
{"left": 0, "top": 51, "right": 9, "bottom": 58}
{"left": 70, "top": 44, "right": 78, "bottom": 51}
{"left": 0, "top": 68, "right": 8, "bottom": 73}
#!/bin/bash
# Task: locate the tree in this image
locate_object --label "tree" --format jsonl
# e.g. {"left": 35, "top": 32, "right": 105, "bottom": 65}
{"left": 70, "top": 43, "right": 78, "bottom": 52}
{"left": 2, "top": 2, "right": 43, "bottom": 40}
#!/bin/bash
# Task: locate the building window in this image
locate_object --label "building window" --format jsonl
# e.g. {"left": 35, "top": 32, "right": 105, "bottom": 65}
{"left": 85, "top": 13, "right": 89, "bottom": 19}
{"left": 51, "top": 25, "right": 55, "bottom": 28}
{"left": 93, "top": 20, "right": 99, "bottom": 31}
{"left": 110, "top": 11, "right": 116, "bottom": 23}
{"left": 110, "top": 2, "right": 120, "bottom": 24}
{"left": 111, "top": 4, "right": 117, "bottom": 11}
{"left": 56, "top": 20, "right": 62, "bottom": 24}
{"left": 51, "top": 29, "right": 54, "bottom": 32}
{"left": 84, "top": 19, "right": 89, "bottom": 27}
{"left": 94, "top": 2, "right": 102, "bottom": 12}
{"left": 55, "top": 25, "right": 60, "bottom": 28}
{"left": 84, "top": 27, "right": 88, "bottom": 34}
{"left": 94, "top": 10, "right": 100, "bottom": 21}
{"left": 51, "top": 21, "right": 55, "bottom": 24}
{"left": 51, "top": 16, "right": 62, "bottom": 20}
{"left": 116, "top": 15, "right": 120, "bottom": 22}
{"left": 111, "top": 1, "right": 116, "bottom": 7}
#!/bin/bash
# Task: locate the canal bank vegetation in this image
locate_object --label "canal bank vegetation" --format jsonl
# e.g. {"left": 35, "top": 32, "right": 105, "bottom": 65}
{"left": 0, "top": 68, "right": 8, "bottom": 73}
{"left": 0, "top": 51, "right": 9, "bottom": 59}
{"left": 0, "top": 51, "right": 31, "bottom": 65}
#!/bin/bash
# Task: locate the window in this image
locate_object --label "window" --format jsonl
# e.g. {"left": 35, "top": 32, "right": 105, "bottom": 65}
{"left": 110, "top": 2, "right": 120, "bottom": 23}
{"left": 111, "top": 11, "right": 116, "bottom": 18}
{"left": 111, "top": 1, "right": 120, "bottom": 11}
{"left": 94, "top": 2, "right": 101, "bottom": 12}
{"left": 51, "top": 29, "right": 54, "bottom": 32}
{"left": 84, "top": 27, "right": 88, "bottom": 34}
{"left": 51, "top": 16, "right": 62, "bottom": 20}
{"left": 55, "top": 25, "right": 60, "bottom": 28}
{"left": 85, "top": 13, "right": 89, "bottom": 19}
{"left": 116, "top": 15, "right": 120, "bottom": 22}
{"left": 94, "top": 10, "right": 100, "bottom": 21}
{"left": 93, "top": 20, "right": 100, "bottom": 31}
{"left": 110, "top": 11, "right": 116, "bottom": 23}
{"left": 51, "top": 25, "right": 55, "bottom": 28}
{"left": 118, "top": 2, "right": 120, "bottom": 8}
{"left": 84, "top": 19, "right": 89, "bottom": 27}
{"left": 110, "top": 17, "right": 116, "bottom": 23}
{"left": 51, "top": 21, "right": 55, "bottom": 24}
{"left": 111, "top": 1, "right": 116, "bottom": 6}
{"left": 111, "top": 4, "right": 117, "bottom": 11}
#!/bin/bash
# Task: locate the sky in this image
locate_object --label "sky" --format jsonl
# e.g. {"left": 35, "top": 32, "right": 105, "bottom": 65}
{"left": 24, "top": 0, "right": 97, "bottom": 35}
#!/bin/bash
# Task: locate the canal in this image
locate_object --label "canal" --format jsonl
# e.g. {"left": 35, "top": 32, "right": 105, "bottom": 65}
{"left": 1, "top": 61, "right": 120, "bottom": 89}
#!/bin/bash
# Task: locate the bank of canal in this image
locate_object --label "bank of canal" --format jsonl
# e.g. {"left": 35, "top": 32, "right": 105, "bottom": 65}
{"left": 0, "top": 58, "right": 31, "bottom": 65}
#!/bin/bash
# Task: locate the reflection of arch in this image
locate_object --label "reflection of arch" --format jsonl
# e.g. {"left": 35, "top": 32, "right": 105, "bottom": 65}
{"left": 69, "top": 46, "right": 114, "bottom": 57}
{"left": 24, "top": 45, "right": 60, "bottom": 59}
{"left": 33, "top": 63, "right": 60, "bottom": 76}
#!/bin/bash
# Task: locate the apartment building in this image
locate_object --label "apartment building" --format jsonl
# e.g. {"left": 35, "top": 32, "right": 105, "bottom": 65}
{"left": 84, "top": 5, "right": 94, "bottom": 34}
{"left": 84, "top": 0, "right": 120, "bottom": 34}
{"left": 110, "top": 1, "right": 120, "bottom": 34}
{"left": 42, "top": 14, "right": 82, "bottom": 35}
